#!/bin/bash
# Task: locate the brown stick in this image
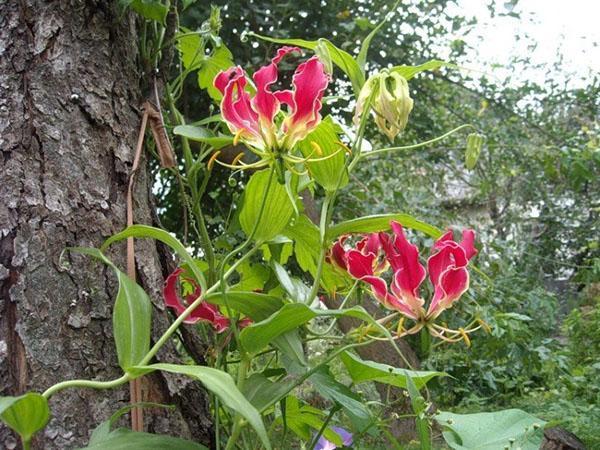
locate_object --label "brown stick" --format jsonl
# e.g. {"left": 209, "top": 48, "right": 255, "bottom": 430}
{"left": 127, "top": 108, "right": 148, "bottom": 432}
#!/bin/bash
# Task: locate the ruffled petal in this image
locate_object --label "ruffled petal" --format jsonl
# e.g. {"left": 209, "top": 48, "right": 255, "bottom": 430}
{"left": 384, "top": 222, "right": 426, "bottom": 300}
{"left": 283, "top": 56, "right": 329, "bottom": 145}
{"left": 361, "top": 275, "right": 419, "bottom": 319}
{"left": 427, "top": 266, "right": 469, "bottom": 318}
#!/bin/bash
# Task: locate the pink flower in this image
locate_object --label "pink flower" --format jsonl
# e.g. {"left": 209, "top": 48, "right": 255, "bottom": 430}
{"left": 329, "top": 221, "right": 477, "bottom": 322}
{"left": 214, "top": 47, "right": 329, "bottom": 151}
{"left": 163, "top": 268, "right": 252, "bottom": 332}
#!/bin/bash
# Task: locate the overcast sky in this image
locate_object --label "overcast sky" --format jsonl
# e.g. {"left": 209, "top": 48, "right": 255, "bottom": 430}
{"left": 442, "top": 0, "right": 600, "bottom": 89}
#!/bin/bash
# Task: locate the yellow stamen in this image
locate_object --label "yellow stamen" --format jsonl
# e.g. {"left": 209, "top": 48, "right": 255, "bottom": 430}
{"left": 207, "top": 151, "right": 221, "bottom": 170}
{"left": 478, "top": 318, "right": 491, "bottom": 334}
{"left": 396, "top": 317, "right": 405, "bottom": 335}
{"left": 335, "top": 141, "right": 352, "bottom": 155}
{"left": 233, "top": 129, "right": 245, "bottom": 146}
{"left": 232, "top": 152, "right": 245, "bottom": 166}
{"left": 310, "top": 141, "right": 323, "bottom": 156}
{"left": 458, "top": 327, "right": 471, "bottom": 347}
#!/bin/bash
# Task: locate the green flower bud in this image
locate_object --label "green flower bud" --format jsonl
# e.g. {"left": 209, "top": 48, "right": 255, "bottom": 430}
{"left": 465, "top": 132, "right": 485, "bottom": 170}
{"left": 354, "top": 69, "right": 414, "bottom": 140}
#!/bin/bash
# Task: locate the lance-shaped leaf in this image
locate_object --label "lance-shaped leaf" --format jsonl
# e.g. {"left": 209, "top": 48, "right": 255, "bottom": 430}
{"left": 71, "top": 248, "right": 151, "bottom": 371}
{"left": 0, "top": 393, "right": 50, "bottom": 445}
{"left": 134, "top": 364, "right": 271, "bottom": 450}
{"left": 202, "top": 291, "right": 284, "bottom": 321}
{"left": 80, "top": 428, "right": 208, "bottom": 449}
{"left": 340, "top": 351, "right": 445, "bottom": 389}
{"left": 435, "top": 409, "right": 546, "bottom": 450}
{"left": 327, "top": 214, "right": 442, "bottom": 241}
{"left": 173, "top": 125, "right": 234, "bottom": 149}
{"left": 390, "top": 60, "right": 455, "bottom": 80}
{"left": 101, "top": 225, "right": 207, "bottom": 292}
{"left": 240, "top": 169, "right": 294, "bottom": 242}
{"left": 239, "top": 304, "right": 388, "bottom": 354}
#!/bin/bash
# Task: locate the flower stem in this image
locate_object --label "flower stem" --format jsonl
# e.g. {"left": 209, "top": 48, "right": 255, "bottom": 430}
{"left": 42, "top": 374, "right": 130, "bottom": 399}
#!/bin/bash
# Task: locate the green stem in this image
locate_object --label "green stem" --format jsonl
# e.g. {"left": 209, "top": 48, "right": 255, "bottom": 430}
{"left": 361, "top": 124, "right": 475, "bottom": 158}
{"left": 308, "top": 405, "right": 340, "bottom": 450}
{"left": 224, "top": 357, "right": 251, "bottom": 450}
{"left": 42, "top": 374, "right": 130, "bottom": 399}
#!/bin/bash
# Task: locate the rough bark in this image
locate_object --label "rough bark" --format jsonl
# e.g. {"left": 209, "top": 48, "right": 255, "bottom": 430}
{"left": 0, "top": 1, "right": 211, "bottom": 448}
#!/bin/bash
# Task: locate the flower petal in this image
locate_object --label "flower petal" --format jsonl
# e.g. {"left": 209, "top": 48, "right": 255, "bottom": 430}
{"left": 361, "top": 275, "right": 419, "bottom": 319}
{"left": 384, "top": 222, "right": 426, "bottom": 301}
{"left": 283, "top": 56, "right": 329, "bottom": 144}
{"left": 427, "top": 266, "right": 470, "bottom": 318}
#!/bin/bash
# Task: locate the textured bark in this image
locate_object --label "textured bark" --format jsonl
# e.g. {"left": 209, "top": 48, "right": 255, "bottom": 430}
{"left": 0, "top": 1, "right": 211, "bottom": 448}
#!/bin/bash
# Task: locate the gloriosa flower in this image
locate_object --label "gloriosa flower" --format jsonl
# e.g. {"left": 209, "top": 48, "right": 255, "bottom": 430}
{"left": 354, "top": 69, "right": 414, "bottom": 140}
{"left": 329, "top": 221, "right": 478, "bottom": 338}
{"left": 163, "top": 268, "right": 252, "bottom": 332}
{"left": 213, "top": 47, "right": 331, "bottom": 179}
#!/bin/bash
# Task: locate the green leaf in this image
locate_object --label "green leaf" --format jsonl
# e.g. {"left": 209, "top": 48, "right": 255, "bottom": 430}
{"left": 272, "top": 261, "right": 312, "bottom": 303}
{"left": 89, "top": 402, "right": 175, "bottom": 445}
{"left": 390, "top": 60, "right": 452, "bottom": 80}
{"left": 310, "top": 368, "right": 371, "bottom": 426}
{"left": 101, "top": 225, "right": 207, "bottom": 292}
{"left": 120, "top": 0, "right": 169, "bottom": 24}
{"left": 340, "top": 351, "right": 445, "bottom": 389}
{"left": 203, "top": 291, "right": 284, "bottom": 321}
{"left": 70, "top": 248, "right": 151, "bottom": 371}
{"left": 0, "top": 393, "right": 50, "bottom": 443}
{"left": 134, "top": 364, "right": 271, "bottom": 450}
{"left": 81, "top": 428, "right": 208, "bottom": 449}
{"left": 280, "top": 397, "right": 342, "bottom": 445}
{"left": 297, "top": 116, "right": 348, "bottom": 191}
{"left": 240, "top": 169, "right": 294, "bottom": 242}
{"left": 327, "top": 214, "right": 443, "bottom": 241}
{"left": 239, "top": 304, "right": 385, "bottom": 354}
{"left": 435, "top": 409, "right": 546, "bottom": 450}
{"left": 283, "top": 215, "right": 347, "bottom": 291}
{"left": 177, "top": 31, "right": 203, "bottom": 70}
{"left": 173, "top": 125, "right": 233, "bottom": 149}
{"left": 243, "top": 373, "right": 297, "bottom": 412}
{"left": 198, "top": 45, "right": 234, "bottom": 101}
{"left": 248, "top": 32, "right": 365, "bottom": 95}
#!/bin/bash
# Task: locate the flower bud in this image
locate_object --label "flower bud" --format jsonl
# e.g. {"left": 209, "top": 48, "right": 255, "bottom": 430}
{"left": 354, "top": 70, "right": 414, "bottom": 140}
{"left": 465, "top": 132, "right": 485, "bottom": 170}
{"left": 314, "top": 39, "right": 333, "bottom": 75}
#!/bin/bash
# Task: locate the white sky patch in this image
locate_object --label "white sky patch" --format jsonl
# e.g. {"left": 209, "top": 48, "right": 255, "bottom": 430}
{"left": 439, "top": 0, "right": 600, "bottom": 89}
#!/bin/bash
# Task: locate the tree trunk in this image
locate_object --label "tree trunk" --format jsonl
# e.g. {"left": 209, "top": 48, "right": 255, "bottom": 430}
{"left": 0, "top": 1, "right": 211, "bottom": 448}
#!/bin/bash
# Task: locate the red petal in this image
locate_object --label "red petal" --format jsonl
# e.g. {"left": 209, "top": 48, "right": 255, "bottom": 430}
{"left": 283, "top": 56, "right": 329, "bottom": 143}
{"left": 427, "top": 266, "right": 469, "bottom": 318}
{"left": 460, "top": 229, "right": 478, "bottom": 260}
{"left": 361, "top": 275, "right": 418, "bottom": 320}
{"left": 346, "top": 249, "right": 376, "bottom": 279}
{"left": 383, "top": 222, "right": 426, "bottom": 300}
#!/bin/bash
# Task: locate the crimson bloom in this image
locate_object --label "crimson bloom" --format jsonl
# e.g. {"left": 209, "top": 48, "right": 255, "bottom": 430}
{"left": 163, "top": 268, "right": 252, "bottom": 332}
{"left": 329, "top": 221, "right": 477, "bottom": 326}
{"left": 213, "top": 47, "right": 331, "bottom": 177}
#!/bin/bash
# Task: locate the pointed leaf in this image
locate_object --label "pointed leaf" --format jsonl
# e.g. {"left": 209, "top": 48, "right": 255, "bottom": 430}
{"left": 203, "top": 291, "right": 283, "bottom": 321}
{"left": 173, "top": 125, "right": 234, "bottom": 149}
{"left": 134, "top": 364, "right": 271, "bottom": 450}
{"left": 340, "top": 351, "right": 445, "bottom": 389}
{"left": 80, "top": 428, "right": 208, "bottom": 449}
{"left": 71, "top": 248, "right": 151, "bottom": 371}
{"left": 0, "top": 393, "right": 49, "bottom": 443}
{"left": 327, "top": 214, "right": 442, "bottom": 240}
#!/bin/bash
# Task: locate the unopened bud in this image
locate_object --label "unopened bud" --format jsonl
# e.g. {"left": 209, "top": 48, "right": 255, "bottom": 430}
{"left": 465, "top": 132, "right": 485, "bottom": 170}
{"left": 353, "top": 69, "right": 414, "bottom": 141}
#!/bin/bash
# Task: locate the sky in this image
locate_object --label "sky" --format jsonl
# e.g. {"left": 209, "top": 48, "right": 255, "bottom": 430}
{"left": 442, "top": 0, "right": 600, "bottom": 89}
